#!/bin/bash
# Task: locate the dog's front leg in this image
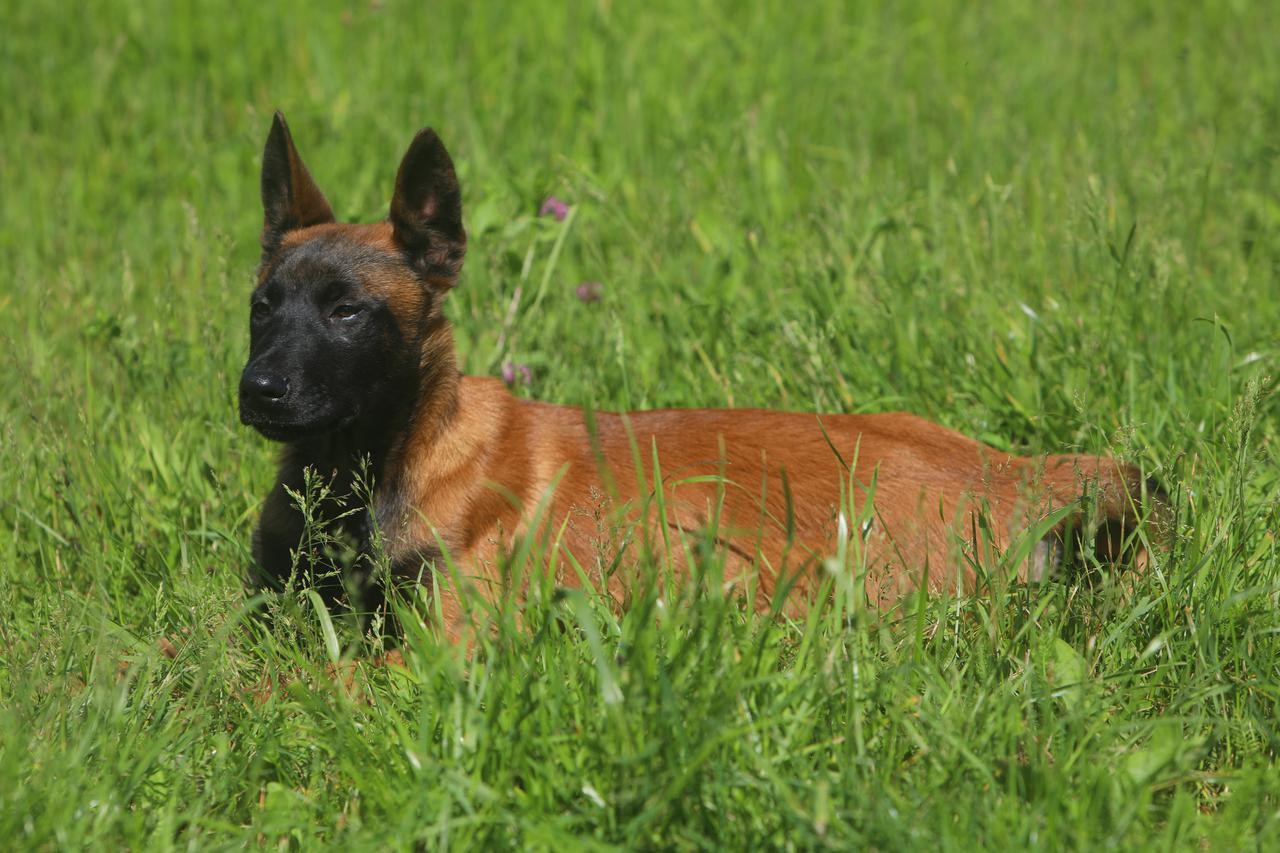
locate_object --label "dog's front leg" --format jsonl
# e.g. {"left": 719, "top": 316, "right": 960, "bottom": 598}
{"left": 251, "top": 477, "right": 310, "bottom": 593}
{"left": 250, "top": 470, "right": 354, "bottom": 606}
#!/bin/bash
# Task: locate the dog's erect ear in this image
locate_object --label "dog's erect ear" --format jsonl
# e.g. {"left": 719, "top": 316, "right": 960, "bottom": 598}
{"left": 389, "top": 128, "right": 466, "bottom": 284}
{"left": 260, "top": 112, "right": 335, "bottom": 256}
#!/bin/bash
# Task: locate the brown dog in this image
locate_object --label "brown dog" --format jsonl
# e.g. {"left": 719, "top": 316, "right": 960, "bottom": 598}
{"left": 240, "top": 113, "right": 1162, "bottom": 636}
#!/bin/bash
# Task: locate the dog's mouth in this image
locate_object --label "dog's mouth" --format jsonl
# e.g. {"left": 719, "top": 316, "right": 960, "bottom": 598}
{"left": 240, "top": 410, "right": 357, "bottom": 442}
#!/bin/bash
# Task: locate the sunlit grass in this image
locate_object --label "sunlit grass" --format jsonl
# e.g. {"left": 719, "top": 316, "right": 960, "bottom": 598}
{"left": 2, "top": 0, "right": 1279, "bottom": 847}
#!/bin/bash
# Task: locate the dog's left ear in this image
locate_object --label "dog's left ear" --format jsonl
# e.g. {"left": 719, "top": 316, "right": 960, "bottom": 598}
{"left": 389, "top": 128, "right": 466, "bottom": 285}
{"left": 260, "top": 112, "right": 335, "bottom": 256}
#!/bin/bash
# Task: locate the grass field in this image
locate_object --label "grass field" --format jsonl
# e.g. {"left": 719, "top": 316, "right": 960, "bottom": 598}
{"left": 3, "top": 0, "right": 1280, "bottom": 848}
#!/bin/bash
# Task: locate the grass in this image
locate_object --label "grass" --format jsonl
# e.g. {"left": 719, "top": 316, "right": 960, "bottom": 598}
{"left": 2, "top": 0, "right": 1279, "bottom": 847}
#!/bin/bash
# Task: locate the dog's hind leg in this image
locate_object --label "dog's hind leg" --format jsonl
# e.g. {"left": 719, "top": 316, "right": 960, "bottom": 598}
{"left": 1039, "top": 456, "right": 1170, "bottom": 581}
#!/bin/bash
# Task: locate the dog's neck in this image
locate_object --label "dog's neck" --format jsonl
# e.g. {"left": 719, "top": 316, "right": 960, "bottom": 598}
{"left": 392, "top": 322, "right": 463, "bottom": 470}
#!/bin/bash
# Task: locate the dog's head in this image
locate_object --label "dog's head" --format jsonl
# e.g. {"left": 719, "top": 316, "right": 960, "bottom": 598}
{"left": 239, "top": 113, "right": 465, "bottom": 442}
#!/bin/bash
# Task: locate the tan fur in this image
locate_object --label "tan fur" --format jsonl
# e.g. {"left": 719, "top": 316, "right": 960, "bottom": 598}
{"left": 372, "top": 372, "right": 1153, "bottom": 635}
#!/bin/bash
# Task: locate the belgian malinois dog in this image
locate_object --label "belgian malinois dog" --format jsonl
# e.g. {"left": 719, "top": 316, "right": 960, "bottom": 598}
{"left": 240, "top": 113, "right": 1163, "bottom": 638}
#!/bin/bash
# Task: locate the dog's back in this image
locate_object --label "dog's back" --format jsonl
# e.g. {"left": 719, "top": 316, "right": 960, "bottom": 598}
{"left": 377, "top": 382, "right": 1161, "bottom": 615}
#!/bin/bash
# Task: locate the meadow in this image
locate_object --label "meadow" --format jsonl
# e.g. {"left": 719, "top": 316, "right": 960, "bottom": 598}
{"left": 2, "top": 0, "right": 1279, "bottom": 848}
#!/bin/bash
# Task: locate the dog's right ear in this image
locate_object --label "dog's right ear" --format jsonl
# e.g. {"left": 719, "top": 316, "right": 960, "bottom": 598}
{"left": 389, "top": 128, "right": 466, "bottom": 285}
{"left": 260, "top": 112, "right": 335, "bottom": 256}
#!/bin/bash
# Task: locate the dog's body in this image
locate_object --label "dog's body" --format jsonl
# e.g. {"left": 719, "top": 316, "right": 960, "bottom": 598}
{"left": 242, "top": 115, "right": 1159, "bottom": 635}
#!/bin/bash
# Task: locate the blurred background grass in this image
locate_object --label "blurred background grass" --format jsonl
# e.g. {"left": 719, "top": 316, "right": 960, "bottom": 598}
{"left": 1, "top": 0, "right": 1278, "bottom": 848}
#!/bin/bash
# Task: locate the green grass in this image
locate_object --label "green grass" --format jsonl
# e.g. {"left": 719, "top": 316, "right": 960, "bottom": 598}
{"left": 3, "top": 0, "right": 1280, "bottom": 847}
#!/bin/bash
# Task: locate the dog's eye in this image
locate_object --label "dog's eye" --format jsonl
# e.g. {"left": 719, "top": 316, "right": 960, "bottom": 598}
{"left": 330, "top": 304, "right": 362, "bottom": 321}
{"left": 251, "top": 301, "right": 270, "bottom": 321}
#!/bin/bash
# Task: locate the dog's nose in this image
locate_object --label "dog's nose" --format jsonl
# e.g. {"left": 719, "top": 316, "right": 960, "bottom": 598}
{"left": 241, "top": 371, "right": 290, "bottom": 404}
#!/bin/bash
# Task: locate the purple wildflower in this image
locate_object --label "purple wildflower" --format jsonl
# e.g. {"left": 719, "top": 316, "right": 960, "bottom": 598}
{"left": 501, "top": 362, "right": 533, "bottom": 386}
{"left": 539, "top": 195, "right": 569, "bottom": 221}
{"left": 575, "top": 281, "right": 604, "bottom": 303}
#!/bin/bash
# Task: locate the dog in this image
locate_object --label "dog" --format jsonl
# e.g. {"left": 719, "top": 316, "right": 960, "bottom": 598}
{"left": 240, "top": 113, "right": 1164, "bottom": 638}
